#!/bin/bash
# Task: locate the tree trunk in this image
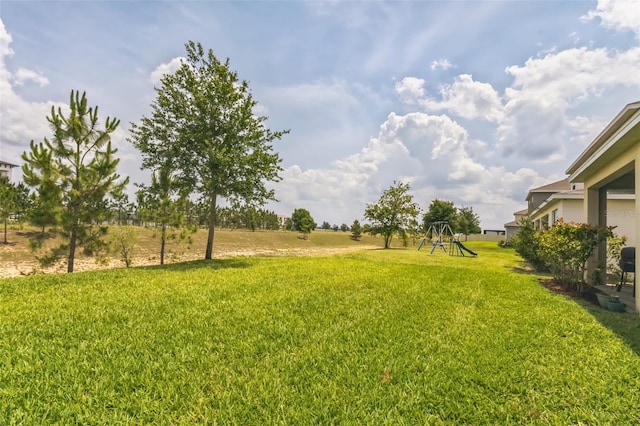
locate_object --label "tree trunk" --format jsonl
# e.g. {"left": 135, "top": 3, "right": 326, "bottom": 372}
{"left": 205, "top": 194, "right": 217, "bottom": 260}
{"left": 160, "top": 223, "right": 166, "bottom": 265}
{"left": 68, "top": 223, "right": 77, "bottom": 273}
{"left": 3, "top": 217, "right": 7, "bottom": 244}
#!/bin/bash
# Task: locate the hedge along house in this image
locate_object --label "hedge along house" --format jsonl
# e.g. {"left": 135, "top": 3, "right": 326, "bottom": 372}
{"left": 567, "top": 101, "right": 640, "bottom": 312}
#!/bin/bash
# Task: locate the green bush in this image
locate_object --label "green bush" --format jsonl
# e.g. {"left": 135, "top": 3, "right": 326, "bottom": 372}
{"left": 538, "top": 220, "right": 613, "bottom": 293}
{"left": 510, "top": 218, "right": 545, "bottom": 270}
{"left": 498, "top": 239, "right": 513, "bottom": 248}
{"left": 606, "top": 234, "right": 627, "bottom": 282}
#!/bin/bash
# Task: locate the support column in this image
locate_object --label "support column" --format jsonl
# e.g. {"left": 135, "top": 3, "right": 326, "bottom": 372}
{"left": 635, "top": 165, "right": 640, "bottom": 311}
{"left": 585, "top": 187, "right": 605, "bottom": 284}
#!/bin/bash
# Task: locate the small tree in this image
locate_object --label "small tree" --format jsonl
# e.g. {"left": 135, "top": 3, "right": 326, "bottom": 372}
{"left": 455, "top": 206, "right": 481, "bottom": 240}
{"left": 110, "top": 225, "right": 137, "bottom": 267}
{"left": 340, "top": 223, "right": 349, "bottom": 232}
{"left": 321, "top": 221, "right": 331, "bottom": 230}
{"left": 606, "top": 234, "right": 627, "bottom": 282}
{"left": 22, "top": 91, "right": 128, "bottom": 272}
{"left": 351, "top": 219, "right": 362, "bottom": 241}
{"left": 0, "top": 177, "right": 16, "bottom": 243}
{"left": 22, "top": 143, "right": 62, "bottom": 235}
{"left": 291, "top": 208, "right": 315, "bottom": 239}
{"left": 364, "top": 181, "right": 420, "bottom": 249}
{"left": 136, "top": 165, "right": 194, "bottom": 265}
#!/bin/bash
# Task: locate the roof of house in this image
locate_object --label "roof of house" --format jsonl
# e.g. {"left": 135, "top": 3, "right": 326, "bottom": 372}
{"left": 513, "top": 208, "right": 528, "bottom": 216}
{"left": 0, "top": 160, "right": 18, "bottom": 168}
{"left": 566, "top": 100, "right": 640, "bottom": 178}
{"left": 525, "top": 178, "right": 572, "bottom": 201}
{"left": 504, "top": 220, "right": 519, "bottom": 227}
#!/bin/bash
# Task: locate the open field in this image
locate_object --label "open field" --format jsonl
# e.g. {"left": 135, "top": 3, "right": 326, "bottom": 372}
{"left": 2, "top": 242, "right": 640, "bottom": 423}
{"left": 0, "top": 226, "right": 387, "bottom": 278}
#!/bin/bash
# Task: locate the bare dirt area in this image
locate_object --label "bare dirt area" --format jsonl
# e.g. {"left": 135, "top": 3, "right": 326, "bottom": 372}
{"left": 0, "top": 243, "right": 377, "bottom": 279}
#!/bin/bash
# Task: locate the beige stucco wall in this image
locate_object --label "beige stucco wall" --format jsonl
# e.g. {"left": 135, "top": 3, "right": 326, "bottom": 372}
{"left": 582, "top": 143, "right": 640, "bottom": 312}
{"left": 530, "top": 197, "right": 583, "bottom": 228}
{"left": 606, "top": 198, "right": 636, "bottom": 247}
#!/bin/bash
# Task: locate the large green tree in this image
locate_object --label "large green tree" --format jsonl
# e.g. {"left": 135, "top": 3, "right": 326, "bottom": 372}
{"left": 291, "top": 208, "right": 315, "bottom": 239}
{"left": 423, "top": 199, "right": 457, "bottom": 233}
{"left": 22, "top": 90, "right": 128, "bottom": 272}
{"left": 364, "top": 181, "right": 420, "bottom": 249}
{"left": 129, "top": 41, "right": 288, "bottom": 260}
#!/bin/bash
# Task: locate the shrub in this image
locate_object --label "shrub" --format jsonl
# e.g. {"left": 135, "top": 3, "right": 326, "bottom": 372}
{"left": 606, "top": 234, "right": 627, "bottom": 282}
{"left": 510, "top": 218, "right": 545, "bottom": 270}
{"left": 110, "top": 226, "right": 137, "bottom": 268}
{"left": 538, "top": 220, "right": 613, "bottom": 293}
{"left": 498, "top": 239, "right": 513, "bottom": 248}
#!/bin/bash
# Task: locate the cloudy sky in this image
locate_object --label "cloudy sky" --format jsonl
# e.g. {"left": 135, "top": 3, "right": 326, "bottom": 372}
{"left": 1, "top": 1, "right": 640, "bottom": 229}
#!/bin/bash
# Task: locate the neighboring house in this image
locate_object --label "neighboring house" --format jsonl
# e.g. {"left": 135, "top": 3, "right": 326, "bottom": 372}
{"left": 503, "top": 178, "right": 574, "bottom": 239}
{"left": 504, "top": 177, "right": 635, "bottom": 247}
{"left": 526, "top": 178, "right": 575, "bottom": 215}
{"left": 565, "top": 100, "right": 640, "bottom": 312}
{"left": 504, "top": 208, "right": 528, "bottom": 241}
{"left": 528, "top": 189, "right": 635, "bottom": 247}
{"left": 0, "top": 160, "right": 18, "bottom": 179}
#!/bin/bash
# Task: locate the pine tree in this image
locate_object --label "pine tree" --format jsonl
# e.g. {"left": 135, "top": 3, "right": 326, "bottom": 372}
{"left": 22, "top": 91, "right": 128, "bottom": 272}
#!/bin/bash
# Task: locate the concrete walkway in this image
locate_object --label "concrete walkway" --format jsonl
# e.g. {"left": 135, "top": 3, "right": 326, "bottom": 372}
{"left": 597, "top": 281, "right": 636, "bottom": 314}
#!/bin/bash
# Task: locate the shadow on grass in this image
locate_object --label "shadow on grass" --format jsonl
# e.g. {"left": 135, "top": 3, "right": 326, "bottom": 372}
{"left": 507, "top": 260, "right": 640, "bottom": 357}
{"left": 583, "top": 302, "right": 640, "bottom": 356}
{"left": 17, "top": 230, "right": 54, "bottom": 239}
{"left": 136, "top": 258, "right": 252, "bottom": 273}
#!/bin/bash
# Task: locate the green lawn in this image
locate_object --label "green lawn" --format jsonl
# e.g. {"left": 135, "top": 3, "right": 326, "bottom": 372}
{"left": 2, "top": 243, "right": 640, "bottom": 424}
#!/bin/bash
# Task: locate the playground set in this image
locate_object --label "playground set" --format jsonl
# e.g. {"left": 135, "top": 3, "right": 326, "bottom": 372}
{"left": 417, "top": 221, "right": 478, "bottom": 257}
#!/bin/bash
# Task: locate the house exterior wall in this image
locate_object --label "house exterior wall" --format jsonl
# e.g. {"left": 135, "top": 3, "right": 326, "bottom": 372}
{"left": 505, "top": 225, "right": 519, "bottom": 240}
{"left": 530, "top": 198, "right": 583, "bottom": 229}
{"left": 606, "top": 198, "right": 636, "bottom": 247}
{"left": 0, "top": 163, "right": 14, "bottom": 179}
{"left": 582, "top": 143, "right": 640, "bottom": 313}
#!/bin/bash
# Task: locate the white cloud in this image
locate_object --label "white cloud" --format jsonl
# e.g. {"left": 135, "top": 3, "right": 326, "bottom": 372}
{"left": 582, "top": 0, "right": 640, "bottom": 37}
{"left": 497, "top": 45, "right": 640, "bottom": 161}
{"left": 0, "top": 19, "right": 61, "bottom": 169}
{"left": 567, "top": 115, "right": 609, "bottom": 146}
{"left": 505, "top": 47, "right": 640, "bottom": 105}
{"left": 424, "top": 74, "right": 504, "bottom": 122}
{"left": 396, "top": 74, "right": 504, "bottom": 123}
{"left": 394, "top": 77, "right": 426, "bottom": 104}
{"left": 0, "top": 19, "right": 13, "bottom": 59}
{"left": 430, "top": 59, "right": 453, "bottom": 70}
{"left": 13, "top": 68, "right": 49, "bottom": 87}
{"left": 149, "top": 56, "right": 185, "bottom": 85}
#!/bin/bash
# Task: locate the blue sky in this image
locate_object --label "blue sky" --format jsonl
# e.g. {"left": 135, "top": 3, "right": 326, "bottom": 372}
{"left": 1, "top": 1, "right": 640, "bottom": 229}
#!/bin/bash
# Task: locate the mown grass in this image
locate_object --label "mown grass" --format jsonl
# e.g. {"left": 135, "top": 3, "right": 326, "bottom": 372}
{"left": 1, "top": 243, "right": 640, "bottom": 424}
